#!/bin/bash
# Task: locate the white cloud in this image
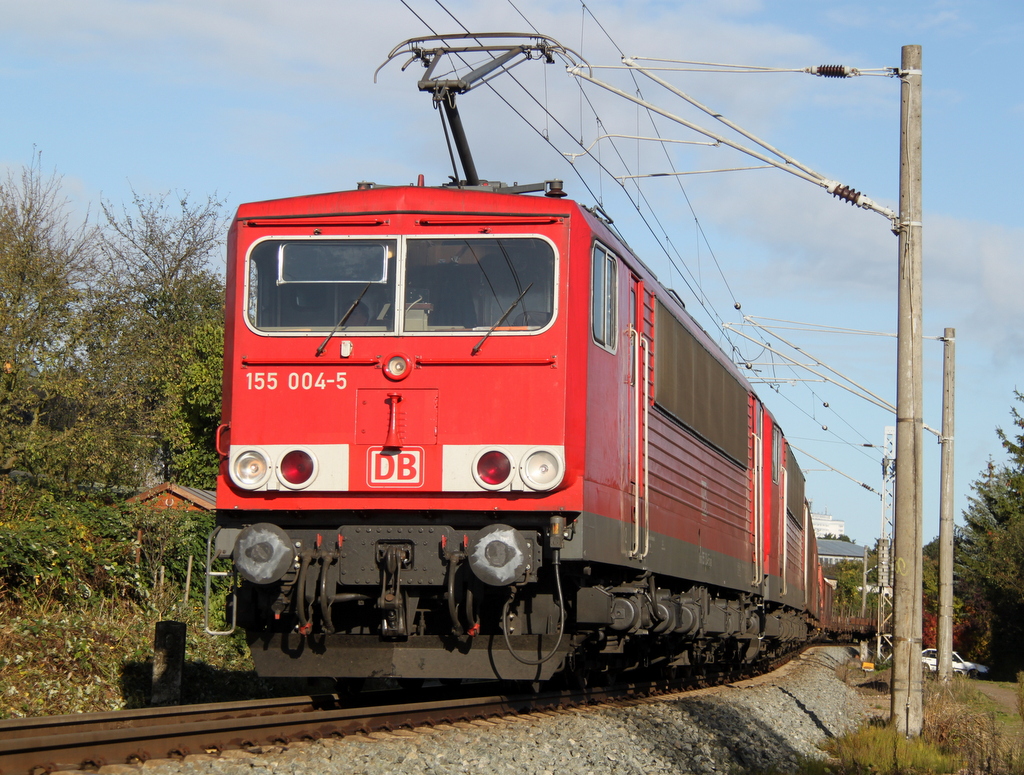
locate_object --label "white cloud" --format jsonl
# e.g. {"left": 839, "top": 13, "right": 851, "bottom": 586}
{"left": 678, "top": 167, "right": 1024, "bottom": 356}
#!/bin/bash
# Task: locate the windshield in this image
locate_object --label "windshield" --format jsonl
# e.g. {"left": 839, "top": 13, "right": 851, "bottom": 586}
{"left": 248, "top": 240, "right": 397, "bottom": 331}
{"left": 403, "top": 238, "right": 553, "bottom": 332}
{"left": 246, "top": 236, "right": 555, "bottom": 334}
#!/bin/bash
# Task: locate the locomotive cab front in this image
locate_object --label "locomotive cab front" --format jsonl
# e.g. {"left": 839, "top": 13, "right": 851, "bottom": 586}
{"left": 209, "top": 184, "right": 584, "bottom": 681}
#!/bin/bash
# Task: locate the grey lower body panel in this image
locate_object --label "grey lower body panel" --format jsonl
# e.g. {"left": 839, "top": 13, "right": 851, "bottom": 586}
{"left": 562, "top": 509, "right": 757, "bottom": 592}
{"left": 562, "top": 510, "right": 801, "bottom": 614}
{"left": 763, "top": 574, "right": 808, "bottom": 609}
{"left": 247, "top": 631, "right": 567, "bottom": 681}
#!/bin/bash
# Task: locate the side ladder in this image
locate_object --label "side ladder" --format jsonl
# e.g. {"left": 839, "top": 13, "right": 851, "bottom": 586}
{"left": 204, "top": 527, "right": 238, "bottom": 636}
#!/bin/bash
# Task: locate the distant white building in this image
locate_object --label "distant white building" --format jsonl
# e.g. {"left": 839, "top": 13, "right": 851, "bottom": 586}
{"left": 811, "top": 512, "right": 846, "bottom": 539}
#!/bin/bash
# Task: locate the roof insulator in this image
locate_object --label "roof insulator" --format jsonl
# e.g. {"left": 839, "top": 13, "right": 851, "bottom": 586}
{"left": 545, "top": 179, "right": 566, "bottom": 198}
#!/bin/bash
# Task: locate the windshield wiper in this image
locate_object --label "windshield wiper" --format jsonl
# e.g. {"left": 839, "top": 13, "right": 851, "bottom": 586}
{"left": 315, "top": 283, "right": 371, "bottom": 357}
{"left": 471, "top": 283, "right": 532, "bottom": 356}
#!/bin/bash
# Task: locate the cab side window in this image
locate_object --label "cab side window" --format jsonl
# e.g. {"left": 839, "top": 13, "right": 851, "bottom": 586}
{"left": 592, "top": 244, "right": 617, "bottom": 352}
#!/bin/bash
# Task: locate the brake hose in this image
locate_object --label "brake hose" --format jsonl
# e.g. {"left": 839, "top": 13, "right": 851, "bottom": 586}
{"left": 502, "top": 549, "right": 565, "bottom": 666}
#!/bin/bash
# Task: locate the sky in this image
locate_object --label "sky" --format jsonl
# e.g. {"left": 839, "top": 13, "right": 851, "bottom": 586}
{"left": 1, "top": 0, "right": 1021, "bottom": 547}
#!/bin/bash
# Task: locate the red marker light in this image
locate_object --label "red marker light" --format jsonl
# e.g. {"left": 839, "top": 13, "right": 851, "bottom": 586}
{"left": 476, "top": 450, "right": 512, "bottom": 486}
{"left": 280, "top": 450, "right": 315, "bottom": 485}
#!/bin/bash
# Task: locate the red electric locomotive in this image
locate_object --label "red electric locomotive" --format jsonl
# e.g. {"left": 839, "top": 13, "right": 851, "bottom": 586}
{"left": 205, "top": 34, "right": 828, "bottom": 684}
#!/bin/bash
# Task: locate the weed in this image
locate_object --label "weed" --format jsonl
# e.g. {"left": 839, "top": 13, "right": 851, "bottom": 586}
{"left": 820, "top": 721, "right": 960, "bottom": 774}
{"left": 1017, "top": 671, "right": 1024, "bottom": 723}
{"left": 0, "top": 590, "right": 319, "bottom": 719}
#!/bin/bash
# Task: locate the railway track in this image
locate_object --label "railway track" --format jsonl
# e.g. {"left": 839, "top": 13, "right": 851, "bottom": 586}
{"left": 0, "top": 649, "right": 804, "bottom": 774}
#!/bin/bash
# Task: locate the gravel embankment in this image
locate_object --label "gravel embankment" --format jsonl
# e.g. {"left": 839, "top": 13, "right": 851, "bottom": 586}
{"left": 132, "top": 646, "right": 867, "bottom": 775}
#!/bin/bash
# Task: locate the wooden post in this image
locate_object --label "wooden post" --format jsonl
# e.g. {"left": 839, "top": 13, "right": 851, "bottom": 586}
{"left": 151, "top": 620, "right": 186, "bottom": 705}
{"left": 183, "top": 554, "right": 194, "bottom": 606}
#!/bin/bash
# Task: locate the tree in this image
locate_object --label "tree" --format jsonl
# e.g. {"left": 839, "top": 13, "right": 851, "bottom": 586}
{"left": 0, "top": 159, "right": 227, "bottom": 490}
{"left": 921, "top": 536, "right": 985, "bottom": 654}
{"left": 95, "top": 189, "right": 226, "bottom": 484}
{"left": 828, "top": 559, "right": 864, "bottom": 616}
{"left": 0, "top": 156, "right": 119, "bottom": 484}
{"left": 165, "top": 320, "right": 224, "bottom": 488}
{"left": 821, "top": 534, "right": 855, "bottom": 543}
{"left": 957, "top": 392, "right": 1024, "bottom": 677}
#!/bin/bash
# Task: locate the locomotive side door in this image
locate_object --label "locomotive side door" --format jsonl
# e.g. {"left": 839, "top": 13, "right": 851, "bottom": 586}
{"left": 627, "top": 273, "right": 652, "bottom": 559}
{"left": 751, "top": 400, "right": 765, "bottom": 586}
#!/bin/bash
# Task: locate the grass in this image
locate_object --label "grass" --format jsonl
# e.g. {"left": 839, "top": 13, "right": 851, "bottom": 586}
{"left": 4, "top": 586, "right": 1024, "bottom": 775}
{"left": 968, "top": 679, "right": 1024, "bottom": 738}
{"left": 782, "top": 670, "right": 1024, "bottom": 775}
{"left": 0, "top": 585, "right": 326, "bottom": 719}
{"left": 813, "top": 722, "right": 962, "bottom": 774}
{"left": 744, "top": 663, "right": 1024, "bottom": 775}
{"left": 1018, "top": 672, "right": 1024, "bottom": 724}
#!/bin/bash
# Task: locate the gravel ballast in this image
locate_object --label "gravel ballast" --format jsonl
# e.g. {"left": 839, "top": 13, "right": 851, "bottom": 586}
{"left": 132, "top": 645, "right": 867, "bottom": 775}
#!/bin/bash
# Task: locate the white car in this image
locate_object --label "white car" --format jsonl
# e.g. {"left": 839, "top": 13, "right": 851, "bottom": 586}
{"left": 921, "top": 649, "right": 989, "bottom": 677}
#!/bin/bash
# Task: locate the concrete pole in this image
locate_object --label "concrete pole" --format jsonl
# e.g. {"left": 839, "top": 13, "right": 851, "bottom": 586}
{"left": 937, "top": 328, "right": 956, "bottom": 682}
{"left": 890, "top": 44, "right": 924, "bottom": 737}
{"left": 861, "top": 547, "right": 868, "bottom": 619}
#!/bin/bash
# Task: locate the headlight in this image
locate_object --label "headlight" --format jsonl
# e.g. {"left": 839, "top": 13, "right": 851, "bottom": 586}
{"left": 233, "top": 449, "right": 270, "bottom": 489}
{"left": 233, "top": 523, "right": 295, "bottom": 585}
{"left": 520, "top": 448, "right": 563, "bottom": 490}
{"left": 383, "top": 353, "right": 411, "bottom": 380}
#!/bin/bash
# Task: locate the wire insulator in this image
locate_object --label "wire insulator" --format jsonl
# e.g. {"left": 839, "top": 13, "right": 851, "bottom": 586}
{"left": 814, "top": 64, "right": 853, "bottom": 78}
{"left": 830, "top": 184, "right": 862, "bottom": 206}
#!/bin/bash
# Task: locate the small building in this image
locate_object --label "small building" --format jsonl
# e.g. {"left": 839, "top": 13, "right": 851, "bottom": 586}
{"left": 816, "top": 538, "right": 866, "bottom": 567}
{"left": 129, "top": 482, "right": 216, "bottom": 512}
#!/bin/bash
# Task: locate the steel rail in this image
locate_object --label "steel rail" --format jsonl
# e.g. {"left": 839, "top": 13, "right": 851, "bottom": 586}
{"left": 0, "top": 647, "right": 810, "bottom": 774}
{"left": 0, "top": 683, "right": 633, "bottom": 774}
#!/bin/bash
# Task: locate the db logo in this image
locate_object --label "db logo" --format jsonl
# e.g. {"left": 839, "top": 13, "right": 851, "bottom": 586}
{"left": 367, "top": 447, "right": 424, "bottom": 487}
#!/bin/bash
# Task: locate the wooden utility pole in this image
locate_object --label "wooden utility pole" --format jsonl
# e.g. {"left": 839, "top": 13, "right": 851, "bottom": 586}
{"left": 891, "top": 44, "right": 924, "bottom": 737}
{"left": 937, "top": 328, "right": 956, "bottom": 682}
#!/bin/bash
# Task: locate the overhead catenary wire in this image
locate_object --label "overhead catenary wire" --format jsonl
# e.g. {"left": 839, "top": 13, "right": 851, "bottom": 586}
{"left": 568, "top": 59, "right": 900, "bottom": 227}
{"left": 400, "top": 0, "right": 891, "bottom": 521}
{"left": 403, "top": 0, "right": 747, "bottom": 343}
{"left": 406, "top": 0, "right": 745, "bottom": 341}
{"left": 594, "top": 58, "right": 897, "bottom": 78}
{"left": 729, "top": 318, "right": 941, "bottom": 438}
{"left": 789, "top": 444, "right": 882, "bottom": 495}
{"left": 571, "top": 1, "right": 745, "bottom": 339}
{"left": 613, "top": 165, "right": 774, "bottom": 181}
{"left": 401, "top": 0, "right": 894, "bottom": 335}
{"left": 727, "top": 320, "right": 896, "bottom": 414}
{"left": 556, "top": 5, "right": 901, "bottom": 513}
{"left": 740, "top": 315, "right": 947, "bottom": 341}
{"left": 563, "top": 133, "right": 718, "bottom": 162}
{"left": 544, "top": 3, "right": 905, "bottom": 477}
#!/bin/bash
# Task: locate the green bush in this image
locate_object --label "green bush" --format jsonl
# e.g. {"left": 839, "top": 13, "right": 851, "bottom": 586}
{"left": 0, "top": 480, "right": 137, "bottom": 599}
{"left": 0, "top": 478, "right": 308, "bottom": 718}
{"left": 0, "top": 478, "right": 214, "bottom": 603}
